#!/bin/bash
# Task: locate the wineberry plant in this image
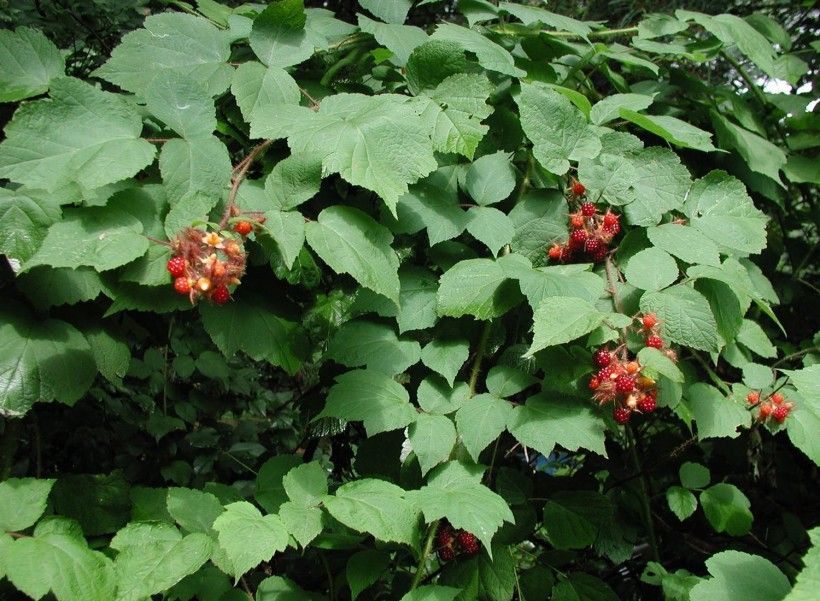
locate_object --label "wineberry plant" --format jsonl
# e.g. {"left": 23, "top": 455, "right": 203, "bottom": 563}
{"left": 0, "top": 1, "right": 818, "bottom": 600}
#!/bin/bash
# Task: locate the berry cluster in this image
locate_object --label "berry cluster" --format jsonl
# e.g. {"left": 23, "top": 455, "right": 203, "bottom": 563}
{"left": 641, "top": 313, "right": 668, "bottom": 353}
{"left": 548, "top": 180, "right": 621, "bottom": 264}
{"left": 747, "top": 390, "right": 795, "bottom": 424}
{"left": 166, "top": 227, "right": 247, "bottom": 305}
{"left": 435, "top": 521, "right": 480, "bottom": 562}
{"left": 589, "top": 347, "right": 658, "bottom": 424}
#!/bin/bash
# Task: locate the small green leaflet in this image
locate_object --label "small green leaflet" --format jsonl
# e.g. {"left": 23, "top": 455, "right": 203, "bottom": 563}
{"left": 0, "top": 26, "right": 64, "bottom": 102}
{"left": 683, "top": 383, "right": 749, "bottom": 440}
{"left": 0, "top": 77, "right": 155, "bottom": 193}
{"left": 0, "top": 188, "right": 62, "bottom": 263}
{"left": 358, "top": 15, "right": 427, "bottom": 66}
{"left": 318, "top": 369, "right": 416, "bottom": 436}
{"left": 589, "top": 93, "right": 654, "bottom": 125}
{"left": 437, "top": 258, "right": 522, "bottom": 320}
{"left": 517, "top": 83, "right": 601, "bottom": 175}
{"left": 93, "top": 13, "right": 232, "bottom": 96}
{"left": 465, "top": 207, "right": 515, "bottom": 256}
{"left": 700, "top": 483, "right": 753, "bottom": 536}
{"left": 231, "top": 62, "right": 300, "bottom": 125}
{"left": 282, "top": 462, "right": 328, "bottom": 507}
{"left": 485, "top": 365, "right": 538, "bottom": 398}
{"left": 306, "top": 206, "right": 401, "bottom": 306}
{"left": 0, "top": 478, "right": 56, "bottom": 532}
{"left": 624, "top": 247, "right": 679, "bottom": 291}
{"left": 420, "top": 339, "right": 469, "bottom": 386}
{"left": 431, "top": 23, "right": 525, "bottom": 77}
{"left": 526, "top": 297, "right": 606, "bottom": 356}
{"left": 620, "top": 109, "right": 717, "bottom": 152}
{"left": 507, "top": 394, "right": 607, "bottom": 458}
{"left": 144, "top": 72, "right": 216, "bottom": 140}
{"left": 322, "top": 479, "right": 419, "bottom": 545}
{"left": 497, "top": 2, "right": 593, "bottom": 38}
{"left": 542, "top": 491, "right": 613, "bottom": 549}
{"left": 166, "top": 488, "right": 224, "bottom": 533}
{"left": 409, "top": 413, "right": 458, "bottom": 475}
{"left": 326, "top": 320, "right": 421, "bottom": 375}
{"left": 679, "top": 461, "right": 711, "bottom": 489}
{"left": 666, "top": 486, "right": 698, "bottom": 521}
{"left": 358, "top": 0, "right": 413, "bottom": 24}
{"left": 250, "top": 0, "right": 314, "bottom": 69}
{"left": 646, "top": 223, "right": 722, "bottom": 267}
{"left": 400, "top": 585, "right": 461, "bottom": 601}
{"left": 347, "top": 550, "right": 391, "bottom": 600}
{"left": 508, "top": 190, "right": 568, "bottom": 265}
{"left": 455, "top": 394, "right": 513, "bottom": 462}
{"left": 465, "top": 151, "right": 516, "bottom": 205}
{"left": 212, "top": 502, "right": 289, "bottom": 578}
{"left": 264, "top": 152, "right": 322, "bottom": 211}
{"left": 690, "top": 550, "right": 790, "bottom": 601}
{"left": 624, "top": 147, "right": 691, "bottom": 226}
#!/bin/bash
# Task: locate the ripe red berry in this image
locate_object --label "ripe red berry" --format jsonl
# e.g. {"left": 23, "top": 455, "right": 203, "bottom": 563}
{"left": 593, "top": 348, "right": 612, "bottom": 368}
{"left": 589, "top": 376, "right": 601, "bottom": 390}
{"left": 569, "top": 229, "right": 588, "bottom": 248}
{"left": 572, "top": 181, "right": 586, "bottom": 196}
{"left": 646, "top": 335, "right": 663, "bottom": 349}
{"left": 592, "top": 245, "right": 608, "bottom": 262}
{"left": 173, "top": 276, "right": 190, "bottom": 295}
{"left": 456, "top": 531, "right": 480, "bottom": 556}
{"left": 166, "top": 256, "right": 186, "bottom": 278}
{"left": 615, "top": 374, "right": 636, "bottom": 394}
{"left": 548, "top": 244, "right": 563, "bottom": 260}
{"left": 234, "top": 221, "right": 253, "bottom": 236}
{"left": 597, "top": 366, "right": 615, "bottom": 381}
{"left": 570, "top": 214, "right": 585, "bottom": 229}
{"left": 603, "top": 222, "right": 621, "bottom": 236}
{"left": 771, "top": 392, "right": 784, "bottom": 405}
{"left": 613, "top": 406, "right": 631, "bottom": 424}
{"left": 758, "top": 403, "right": 773, "bottom": 420}
{"left": 603, "top": 211, "right": 619, "bottom": 228}
{"left": 584, "top": 238, "right": 601, "bottom": 254}
{"left": 438, "top": 545, "right": 456, "bottom": 562}
{"left": 637, "top": 393, "right": 657, "bottom": 413}
{"left": 772, "top": 405, "right": 789, "bottom": 423}
{"left": 581, "top": 202, "right": 596, "bottom": 217}
{"left": 212, "top": 285, "right": 231, "bottom": 305}
{"left": 642, "top": 313, "right": 658, "bottom": 330}
{"left": 746, "top": 391, "right": 760, "bottom": 405}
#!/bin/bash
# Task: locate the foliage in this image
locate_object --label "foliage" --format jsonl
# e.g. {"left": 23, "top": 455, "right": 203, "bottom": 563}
{"left": 0, "top": 1, "right": 818, "bottom": 600}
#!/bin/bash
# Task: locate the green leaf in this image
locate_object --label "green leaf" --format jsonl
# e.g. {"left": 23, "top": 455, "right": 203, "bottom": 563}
{"left": 287, "top": 94, "right": 437, "bottom": 214}
{"left": 255, "top": 455, "right": 302, "bottom": 514}
{"left": 639, "top": 285, "right": 719, "bottom": 352}
{"left": 486, "top": 366, "right": 537, "bottom": 398}
{"left": 392, "top": 267, "right": 439, "bottom": 333}
{"left": 667, "top": 486, "right": 698, "bottom": 521}
{"left": 18, "top": 266, "right": 104, "bottom": 308}
{"left": 781, "top": 365, "right": 820, "bottom": 401}
{"left": 713, "top": 113, "right": 786, "bottom": 187}
{"left": 279, "top": 501, "right": 323, "bottom": 547}
{"left": 578, "top": 151, "right": 638, "bottom": 208}
{"left": 624, "top": 247, "right": 679, "bottom": 291}
{"left": 347, "top": 549, "right": 391, "bottom": 600}
{"left": 637, "top": 347, "right": 684, "bottom": 383}
{"left": 327, "top": 320, "right": 421, "bottom": 375}
{"left": 249, "top": 0, "right": 314, "bottom": 68}
{"left": 552, "top": 573, "right": 618, "bottom": 601}
{"left": 0, "top": 478, "right": 55, "bottom": 532}
{"left": 784, "top": 527, "right": 820, "bottom": 601}
{"left": 358, "top": 15, "right": 427, "bottom": 66}
{"left": 421, "top": 339, "right": 469, "bottom": 386}
{"left": 683, "top": 170, "right": 768, "bottom": 256}
{"left": 784, "top": 366, "right": 820, "bottom": 465}
{"left": 431, "top": 23, "right": 524, "bottom": 77}
{"left": 465, "top": 152, "right": 516, "bottom": 206}
{"left": 517, "top": 82, "right": 601, "bottom": 175}
{"left": 508, "top": 190, "right": 568, "bottom": 265}
{"left": 231, "top": 61, "right": 300, "bottom": 125}
{"left": 639, "top": 14, "right": 688, "bottom": 39}
{"left": 684, "top": 383, "right": 749, "bottom": 440}
{"left": 0, "top": 307, "right": 96, "bottom": 417}
{"left": 5, "top": 533, "right": 115, "bottom": 601}
{"left": 646, "top": 224, "right": 721, "bottom": 267}
{"left": 115, "top": 532, "right": 213, "bottom": 601}
{"left": 0, "top": 188, "right": 61, "bottom": 263}
{"left": 741, "top": 363, "right": 774, "bottom": 389}
{"left": 256, "top": 575, "right": 325, "bottom": 600}
{"left": 93, "top": 13, "right": 232, "bottom": 96}
{"left": 679, "top": 462, "right": 711, "bottom": 489}
{"left": 401, "top": 585, "right": 461, "bottom": 601}
{"left": 417, "top": 376, "right": 471, "bottom": 415}
{"left": 318, "top": 369, "right": 416, "bottom": 436}
{"left": 409, "top": 413, "right": 458, "bottom": 475}
{"left": 145, "top": 72, "right": 215, "bottom": 139}
{"left": 259, "top": 209, "right": 305, "bottom": 269}
{"left": 160, "top": 137, "right": 231, "bottom": 203}
{"left": 455, "top": 394, "right": 513, "bottom": 462}
{"left": 406, "top": 40, "right": 469, "bottom": 94}
{"left": 542, "top": 491, "right": 613, "bottom": 549}
{"left": 437, "top": 258, "right": 522, "bottom": 320}
{"left": 200, "top": 296, "right": 304, "bottom": 375}
{"left": 590, "top": 93, "right": 654, "bottom": 125}
{"left": 624, "top": 147, "right": 691, "bottom": 226}
{"left": 498, "top": 2, "right": 593, "bottom": 38}
{"left": 283, "top": 462, "right": 328, "bottom": 507}
{"left": 390, "top": 167, "right": 468, "bottom": 246}
{"left": 322, "top": 479, "right": 419, "bottom": 545}
{"left": 620, "top": 109, "right": 716, "bottom": 152}
{"left": 690, "top": 550, "right": 790, "bottom": 601}
{"left": 0, "top": 26, "right": 64, "bottom": 102}
{"left": 167, "top": 488, "right": 223, "bottom": 533}
{"left": 306, "top": 206, "right": 400, "bottom": 305}
{"left": 359, "top": 0, "right": 412, "bottom": 24}
{"left": 0, "top": 77, "right": 155, "bottom": 193}
{"left": 84, "top": 326, "right": 130, "bottom": 384}
{"left": 213, "top": 501, "right": 289, "bottom": 578}
{"left": 507, "top": 394, "right": 607, "bottom": 458}
{"left": 526, "top": 297, "right": 605, "bottom": 356}
{"left": 413, "top": 461, "right": 514, "bottom": 553}
{"left": 264, "top": 152, "right": 322, "bottom": 210}
{"left": 783, "top": 154, "right": 820, "bottom": 185}
{"left": 465, "top": 207, "right": 515, "bottom": 256}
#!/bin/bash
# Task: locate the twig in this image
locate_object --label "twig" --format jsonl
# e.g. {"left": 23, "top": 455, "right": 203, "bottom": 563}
{"left": 299, "top": 86, "right": 321, "bottom": 109}
{"left": 144, "top": 137, "right": 171, "bottom": 143}
{"left": 219, "top": 140, "right": 273, "bottom": 229}
{"left": 410, "top": 520, "right": 440, "bottom": 590}
{"left": 772, "top": 346, "right": 820, "bottom": 368}
{"left": 240, "top": 577, "right": 253, "bottom": 600}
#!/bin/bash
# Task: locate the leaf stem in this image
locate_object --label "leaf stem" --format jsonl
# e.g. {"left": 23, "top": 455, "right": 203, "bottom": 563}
{"left": 771, "top": 346, "right": 819, "bottom": 368}
{"left": 491, "top": 24, "right": 638, "bottom": 40}
{"left": 410, "top": 519, "right": 440, "bottom": 590}
{"left": 219, "top": 139, "right": 273, "bottom": 229}
{"left": 626, "top": 425, "right": 661, "bottom": 563}
{"left": 468, "top": 322, "right": 493, "bottom": 397}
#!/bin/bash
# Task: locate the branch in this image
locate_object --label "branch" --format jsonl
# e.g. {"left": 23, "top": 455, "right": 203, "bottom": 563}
{"left": 410, "top": 519, "right": 440, "bottom": 590}
{"left": 219, "top": 140, "right": 273, "bottom": 229}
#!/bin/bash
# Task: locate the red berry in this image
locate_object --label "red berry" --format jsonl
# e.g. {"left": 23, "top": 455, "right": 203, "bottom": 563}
{"left": 584, "top": 238, "right": 601, "bottom": 254}
{"left": 173, "top": 276, "right": 190, "bottom": 295}
{"left": 613, "top": 406, "right": 631, "bottom": 424}
{"left": 581, "top": 202, "right": 596, "bottom": 216}
{"left": 570, "top": 214, "right": 585, "bottom": 229}
{"left": 234, "top": 221, "right": 253, "bottom": 236}
{"left": 166, "top": 256, "right": 186, "bottom": 278}
{"left": 603, "top": 222, "right": 621, "bottom": 236}
{"left": 758, "top": 403, "right": 773, "bottom": 420}
{"left": 438, "top": 545, "right": 456, "bottom": 562}
{"left": 597, "top": 366, "right": 615, "bottom": 381}
{"left": 771, "top": 392, "right": 784, "bottom": 405}
{"left": 746, "top": 391, "right": 760, "bottom": 405}
{"left": 646, "top": 335, "right": 663, "bottom": 349}
{"left": 642, "top": 313, "right": 658, "bottom": 330}
{"left": 212, "top": 285, "right": 231, "bottom": 305}
{"left": 772, "top": 405, "right": 789, "bottom": 423}
{"left": 615, "top": 374, "right": 636, "bottom": 394}
{"left": 589, "top": 376, "right": 601, "bottom": 390}
{"left": 548, "top": 244, "right": 563, "bottom": 260}
{"left": 456, "top": 531, "right": 480, "bottom": 556}
{"left": 592, "top": 245, "right": 608, "bottom": 262}
{"left": 626, "top": 361, "right": 640, "bottom": 375}
{"left": 569, "top": 229, "right": 588, "bottom": 248}
{"left": 560, "top": 246, "right": 575, "bottom": 262}
{"left": 436, "top": 522, "right": 454, "bottom": 547}
{"left": 593, "top": 348, "right": 612, "bottom": 368}
{"left": 572, "top": 181, "right": 586, "bottom": 196}
{"left": 603, "top": 211, "right": 619, "bottom": 228}
{"left": 637, "top": 393, "right": 657, "bottom": 413}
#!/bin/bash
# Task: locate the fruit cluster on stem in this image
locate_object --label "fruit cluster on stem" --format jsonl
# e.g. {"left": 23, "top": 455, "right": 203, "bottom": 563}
{"left": 548, "top": 180, "right": 621, "bottom": 264}
{"left": 747, "top": 390, "right": 795, "bottom": 424}
{"left": 435, "top": 520, "right": 480, "bottom": 562}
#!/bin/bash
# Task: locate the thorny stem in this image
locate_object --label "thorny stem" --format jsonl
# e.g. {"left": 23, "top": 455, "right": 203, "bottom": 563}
{"left": 299, "top": 86, "right": 321, "bottom": 109}
{"left": 604, "top": 256, "right": 630, "bottom": 359}
{"left": 220, "top": 140, "right": 273, "bottom": 229}
{"left": 144, "top": 137, "right": 171, "bottom": 143}
{"left": 771, "top": 346, "right": 819, "bottom": 368}
{"left": 627, "top": 425, "right": 661, "bottom": 563}
{"left": 410, "top": 519, "right": 440, "bottom": 590}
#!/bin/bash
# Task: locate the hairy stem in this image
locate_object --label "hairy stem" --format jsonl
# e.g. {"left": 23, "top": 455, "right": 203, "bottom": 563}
{"left": 410, "top": 519, "right": 440, "bottom": 590}
{"left": 219, "top": 140, "right": 273, "bottom": 229}
{"left": 468, "top": 322, "right": 494, "bottom": 397}
{"left": 627, "top": 425, "right": 661, "bottom": 562}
